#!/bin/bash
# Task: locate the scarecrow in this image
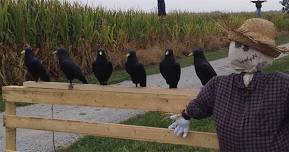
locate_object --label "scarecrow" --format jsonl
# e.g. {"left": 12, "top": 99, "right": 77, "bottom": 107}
{"left": 168, "top": 18, "right": 289, "bottom": 151}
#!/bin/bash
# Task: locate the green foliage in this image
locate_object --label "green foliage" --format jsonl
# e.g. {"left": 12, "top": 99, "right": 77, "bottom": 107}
{"left": 1, "top": 0, "right": 288, "bottom": 48}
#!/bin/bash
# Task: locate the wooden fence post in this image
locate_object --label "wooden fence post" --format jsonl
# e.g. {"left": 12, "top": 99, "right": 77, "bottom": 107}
{"left": 4, "top": 102, "right": 16, "bottom": 151}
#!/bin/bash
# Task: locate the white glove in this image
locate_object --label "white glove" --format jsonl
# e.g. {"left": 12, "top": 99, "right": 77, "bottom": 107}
{"left": 168, "top": 114, "right": 190, "bottom": 138}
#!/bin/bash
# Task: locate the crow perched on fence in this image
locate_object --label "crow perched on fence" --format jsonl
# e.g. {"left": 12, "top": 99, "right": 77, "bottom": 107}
{"left": 21, "top": 48, "right": 50, "bottom": 82}
{"left": 160, "top": 49, "right": 181, "bottom": 88}
{"left": 92, "top": 48, "right": 113, "bottom": 85}
{"left": 54, "top": 48, "right": 88, "bottom": 89}
{"left": 125, "top": 50, "right": 146, "bottom": 87}
{"left": 189, "top": 48, "right": 217, "bottom": 86}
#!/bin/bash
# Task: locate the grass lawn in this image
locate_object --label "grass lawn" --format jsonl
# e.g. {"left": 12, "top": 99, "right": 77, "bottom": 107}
{"left": 263, "top": 55, "right": 289, "bottom": 73}
{"left": 276, "top": 33, "right": 289, "bottom": 45}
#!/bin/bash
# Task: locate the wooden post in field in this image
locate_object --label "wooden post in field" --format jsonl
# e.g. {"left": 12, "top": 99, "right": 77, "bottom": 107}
{"left": 4, "top": 102, "right": 16, "bottom": 151}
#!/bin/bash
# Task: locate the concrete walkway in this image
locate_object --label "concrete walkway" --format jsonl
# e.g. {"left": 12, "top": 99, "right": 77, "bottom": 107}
{"left": 1, "top": 43, "right": 288, "bottom": 152}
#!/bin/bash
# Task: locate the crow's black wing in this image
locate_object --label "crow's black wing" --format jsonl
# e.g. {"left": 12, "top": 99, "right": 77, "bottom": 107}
{"left": 125, "top": 62, "right": 133, "bottom": 75}
{"left": 104, "top": 62, "right": 113, "bottom": 81}
{"left": 171, "top": 62, "right": 181, "bottom": 85}
{"left": 137, "top": 63, "right": 146, "bottom": 87}
{"left": 195, "top": 62, "right": 217, "bottom": 85}
{"left": 159, "top": 61, "right": 168, "bottom": 82}
{"left": 30, "top": 59, "right": 50, "bottom": 81}
{"left": 61, "top": 59, "right": 87, "bottom": 84}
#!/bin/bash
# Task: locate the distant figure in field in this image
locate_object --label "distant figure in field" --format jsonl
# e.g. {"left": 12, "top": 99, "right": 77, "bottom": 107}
{"left": 157, "top": 0, "right": 166, "bottom": 16}
{"left": 251, "top": 0, "right": 266, "bottom": 17}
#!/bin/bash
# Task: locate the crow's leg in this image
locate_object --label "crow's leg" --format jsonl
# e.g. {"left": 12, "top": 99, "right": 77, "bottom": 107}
{"left": 33, "top": 77, "right": 38, "bottom": 82}
{"left": 169, "top": 85, "right": 177, "bottom": 89}
{"left": 135, "top": 83, "right": 138, "bottom": 88}
{"left": 69, "top": 80, "right": 73, "bottom": 90}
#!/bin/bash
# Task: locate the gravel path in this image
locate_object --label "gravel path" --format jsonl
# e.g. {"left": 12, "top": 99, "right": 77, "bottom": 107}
{"left": 1, "top": 43, "right": 288, "bottom": 152}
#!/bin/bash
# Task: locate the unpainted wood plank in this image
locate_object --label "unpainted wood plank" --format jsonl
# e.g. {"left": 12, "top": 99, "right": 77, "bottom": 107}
{"left": 3, "top": 86, "right": 197, "bottom": 113}
{"left": 5, "top": 150, "right": 18, "bottom": 152}
{"left": 5, "top": 115, "right": 219, "bottom": 149}
{"left": 22, "top": 81, "right": 196, "bottom": 96}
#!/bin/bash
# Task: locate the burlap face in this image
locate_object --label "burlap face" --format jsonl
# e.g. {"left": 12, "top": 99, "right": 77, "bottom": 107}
{"left": 228, "top": 41, "right": 273, "bottom": 73}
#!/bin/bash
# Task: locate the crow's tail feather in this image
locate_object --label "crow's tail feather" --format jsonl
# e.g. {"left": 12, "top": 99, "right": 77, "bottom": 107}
{"left": 80, "top": 78, "right": 88, "bottom": 84}
{"left": 79, "top": 76, "right": 88, "bottom": 84}
{"left": 140, "top": 81, "right": 146, "bottom": 87}
{"left": 40, "top": 74, "right": 50, "bottom": 82}
{"left": 100, "top": 82, "right": 108, "bottom": 85}
{"left": 82, "top": 79, "right": 88, "bottom": 84}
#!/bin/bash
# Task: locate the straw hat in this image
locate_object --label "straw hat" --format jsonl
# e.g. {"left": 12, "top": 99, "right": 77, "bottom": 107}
{"left": 228, "top": 18, "right": 289, "bottom": 58}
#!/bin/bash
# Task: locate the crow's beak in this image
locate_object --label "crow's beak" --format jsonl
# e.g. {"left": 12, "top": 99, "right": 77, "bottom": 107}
{"left": 126, "top": 53, "right": 130, "bottom": 57}
{"left": 52, "top": 51, "right": 57, "bottom": 54}
{"left": 165, "top": 51, "right": 169, "bottom": 55}
{"left": 99, "top": 51, "right": 103, "bottom": 55}
{"left": 21, "top": 50, "right": 25, "bottom": 54}
{"left": 187, "top": 52, "right": 193, "bottom": 57}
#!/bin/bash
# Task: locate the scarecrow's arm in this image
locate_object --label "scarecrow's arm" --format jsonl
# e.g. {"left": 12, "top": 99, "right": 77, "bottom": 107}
{"left": 184, "top": 77, "right": 217, "bottom": 120}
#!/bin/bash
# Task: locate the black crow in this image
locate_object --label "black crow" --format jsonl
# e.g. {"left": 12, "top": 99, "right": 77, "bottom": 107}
{"left": 189, "top": 48, "right": 217, "bottom": 86}
{"left": 53, "top": 48, "right": 88, "bottom": 89}
{"left": 21, "top": 48, "right": 50, "bottom": 82}
{"left": 160, "top": 49, "right": 181, "bottom": 88}
{"left": 125, "top": 50, "right": 146, "bottom": 87}
{"left": 92, "top": 48, "right": 113, "bottom": 85}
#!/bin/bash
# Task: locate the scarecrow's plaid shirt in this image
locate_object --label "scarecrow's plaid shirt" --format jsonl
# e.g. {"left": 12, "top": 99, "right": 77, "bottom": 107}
{"left": 186, "top": 72, "right": 289, "bottom": 152}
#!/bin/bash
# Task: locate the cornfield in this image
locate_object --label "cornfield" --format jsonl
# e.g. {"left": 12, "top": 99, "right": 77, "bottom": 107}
{"left": 0, "top": 0, "right": 289, "bottom": 87}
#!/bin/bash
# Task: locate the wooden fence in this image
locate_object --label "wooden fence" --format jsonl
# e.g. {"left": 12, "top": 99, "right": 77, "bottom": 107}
{"left": 2, "top": 81, "right": 219, "bottom": 152}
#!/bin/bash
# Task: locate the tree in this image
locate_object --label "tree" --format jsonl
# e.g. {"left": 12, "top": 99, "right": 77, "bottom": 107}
{"left": 280, "top": 0, "right": 289, "bottom": 13}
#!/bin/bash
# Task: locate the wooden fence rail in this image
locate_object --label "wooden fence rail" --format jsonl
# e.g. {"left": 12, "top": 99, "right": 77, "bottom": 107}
{"left": 2, "top": 81, "right": 219, "bottom": 151}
